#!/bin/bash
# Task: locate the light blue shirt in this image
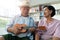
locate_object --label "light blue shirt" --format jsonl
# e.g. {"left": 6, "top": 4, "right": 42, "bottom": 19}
{"left": 6, "top": 15, "right": 36, "bottom": 38}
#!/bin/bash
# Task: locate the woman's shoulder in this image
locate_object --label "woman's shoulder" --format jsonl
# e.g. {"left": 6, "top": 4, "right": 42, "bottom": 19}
{"left": 53, "top": 18, "right": 60, "bottom": 25}
{"left": 39, "top": 17, "right": 46, "bottom": 22}
{"left": 54, "top": 18, "right": 60, "bottom": 23}
{"left": 38, "top": 17, "right": 45, "bottom": 25}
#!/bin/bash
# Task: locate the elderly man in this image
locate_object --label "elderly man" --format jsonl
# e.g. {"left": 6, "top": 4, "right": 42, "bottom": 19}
{"left": 0, "top": 0, "right": 36, "bottom": 40}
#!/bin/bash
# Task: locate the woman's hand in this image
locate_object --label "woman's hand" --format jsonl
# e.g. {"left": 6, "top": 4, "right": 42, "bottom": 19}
{"left": 37, "top": 26, "right": 46, "bottom": 31}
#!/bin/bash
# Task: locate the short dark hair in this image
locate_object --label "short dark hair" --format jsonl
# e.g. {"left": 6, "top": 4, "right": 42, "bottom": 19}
{"left": 44, "top": 5, "right": 56, "bottom": 17}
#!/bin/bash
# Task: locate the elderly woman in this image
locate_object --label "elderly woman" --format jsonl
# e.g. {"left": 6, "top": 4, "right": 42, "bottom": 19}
{"left": 35, "top": 5, "right": 60, "bottom": 40}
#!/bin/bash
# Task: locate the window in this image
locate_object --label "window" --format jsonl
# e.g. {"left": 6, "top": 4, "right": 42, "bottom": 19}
{"left": 0, "top": 0, "right": 21, "bottom": 35}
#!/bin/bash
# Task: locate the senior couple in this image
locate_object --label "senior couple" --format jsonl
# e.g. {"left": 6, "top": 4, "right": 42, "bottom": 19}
{"left": 0, "top": 0, "right": 60, "bottom": 40}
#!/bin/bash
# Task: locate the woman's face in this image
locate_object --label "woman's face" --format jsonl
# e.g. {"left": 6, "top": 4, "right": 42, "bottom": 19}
{"left": 44, "top": 7, "right": 52, "bottom": 17}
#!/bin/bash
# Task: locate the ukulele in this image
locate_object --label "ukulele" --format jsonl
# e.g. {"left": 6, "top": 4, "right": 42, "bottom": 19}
{"left": 14, "top": 24, "right": 46, "bottom": 34}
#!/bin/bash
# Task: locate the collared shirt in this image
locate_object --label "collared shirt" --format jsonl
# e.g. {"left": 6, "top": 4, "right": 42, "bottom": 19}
{"left": 38, "top": 17, "right": 60, "bottom": 40}
{"left": 6, "top": 15, "right": 36, "bottom": 38}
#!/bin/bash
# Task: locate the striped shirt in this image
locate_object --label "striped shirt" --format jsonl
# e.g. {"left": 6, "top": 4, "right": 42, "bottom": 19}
{"left": 6, "top": 15, "right": 36, "bottom": 38}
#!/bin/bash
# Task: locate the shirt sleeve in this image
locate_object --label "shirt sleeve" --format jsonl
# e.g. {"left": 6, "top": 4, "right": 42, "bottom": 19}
{"left": 30, "top": 17, "right": 36, "bottom": 27}
{"left": 53, "top": 23, "right": 60, "bottom": 38}
{"left": 6, "top": 16, "right": 17, "bottom": 30}
{"left": 38, "top": 18, "right": 44, "bottom": 26}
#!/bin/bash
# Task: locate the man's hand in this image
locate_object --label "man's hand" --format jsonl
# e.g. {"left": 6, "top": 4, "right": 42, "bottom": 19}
{"left": 14, "top": 24, "right": 22, "bottom": 30}
{"left": 12, "top": 27, "right": 27, "bottom": 35}
{"left": 29, "top": 27, "right": 35, "bottom": 32}
{"left": 12, "top": 24, "right": 24, "bottom": 35}
{"left": 14, "top": 24, "right": 26, "bottom": 30}
{"left": 13, "top": 24, "right": 27, "bottom": 35}
{"left": 7, "top": 27, "right": 21, "bottom": 35}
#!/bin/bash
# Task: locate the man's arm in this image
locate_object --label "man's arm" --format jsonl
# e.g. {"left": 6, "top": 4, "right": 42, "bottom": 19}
{"left": 29, "top": 17, "right": 36, "bottom": 32}
{"left": 6, "top": 16, "right": 19, "bottom": 35}
{"left": 7, "top": 26, "right": 20, "bottom": 35}
{"left": 6, "top": 17, "right": 15, "bottom": 32}
{"left": 7, "top": 27, "right": 14, "bottom": 33}
{"left": 7, "top": 24, "right": 28, "bottom": 35}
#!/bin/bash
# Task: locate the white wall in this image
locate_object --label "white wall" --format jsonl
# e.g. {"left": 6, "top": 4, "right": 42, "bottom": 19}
{"left": 30, "top": 0, "right": 60, "bottom": 6}
{"left": 52, "top": 3, "right": 60, "bottom": 10}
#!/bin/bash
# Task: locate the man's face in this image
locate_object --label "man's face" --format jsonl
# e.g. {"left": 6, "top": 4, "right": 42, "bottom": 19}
{"left": 44, "top": 7, "right": 52, "bottom": 17}
{"left": 20, "top": 6, "right": 30, "bottom": 17}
